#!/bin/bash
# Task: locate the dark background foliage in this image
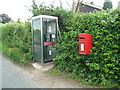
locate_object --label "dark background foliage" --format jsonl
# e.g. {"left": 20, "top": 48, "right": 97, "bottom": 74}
{"left": 0, "top": 13, "right": 12, "bottom": 23}
{"left": 103, "top": 0, "right": 113, "bottom": 10}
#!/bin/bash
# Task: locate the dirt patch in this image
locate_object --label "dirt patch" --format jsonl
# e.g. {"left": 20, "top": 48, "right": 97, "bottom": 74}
{"left": 22, "top": 65, "right": 92, "bottom": 88}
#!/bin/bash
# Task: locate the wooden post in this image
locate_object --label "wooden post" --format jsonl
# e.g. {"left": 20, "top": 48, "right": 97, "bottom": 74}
{"left": 118, "top": 1, "right": 120, "bottom": 11}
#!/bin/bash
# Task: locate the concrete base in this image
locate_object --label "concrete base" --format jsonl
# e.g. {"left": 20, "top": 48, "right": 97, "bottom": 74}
{"left": 32, "top": 62, "right": 54, "bottom": 71}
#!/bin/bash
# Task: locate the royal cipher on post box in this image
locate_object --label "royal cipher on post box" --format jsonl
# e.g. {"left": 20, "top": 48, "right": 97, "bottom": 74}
{"left": 78, "top": 34, "right": 92, "bottom": 55}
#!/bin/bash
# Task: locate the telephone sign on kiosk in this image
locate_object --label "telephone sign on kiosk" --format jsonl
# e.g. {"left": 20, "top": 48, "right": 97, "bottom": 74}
{"left": 78, "top": 34, "right": 92, "bottom": 55}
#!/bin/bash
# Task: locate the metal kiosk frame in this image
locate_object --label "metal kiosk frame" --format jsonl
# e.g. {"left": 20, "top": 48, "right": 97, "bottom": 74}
{"left": 31, "top": 15, "right": 59, "bottom": 64}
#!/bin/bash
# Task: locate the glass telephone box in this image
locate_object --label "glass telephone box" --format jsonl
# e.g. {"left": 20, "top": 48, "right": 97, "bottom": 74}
{"left": 31, "top": 15, "right": 58, "bottom": 63}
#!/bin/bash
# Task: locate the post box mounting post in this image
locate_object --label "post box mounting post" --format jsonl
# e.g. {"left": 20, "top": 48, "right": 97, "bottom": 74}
{"left": 78, "top": 34, "right": 92, "bottom": 78}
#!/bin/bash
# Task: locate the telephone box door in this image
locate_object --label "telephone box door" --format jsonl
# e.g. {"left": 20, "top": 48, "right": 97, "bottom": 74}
{"left": 32, "top": 19, "right": 41, "bottom": 61}
{"left": 43, "top": 19, "right": 57, "bottom": 62}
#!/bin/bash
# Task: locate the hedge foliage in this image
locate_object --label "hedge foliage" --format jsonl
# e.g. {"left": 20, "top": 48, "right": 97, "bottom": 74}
{"left": 1, "top": 22, "right": 32, "bottom": 65}
{"left": 54, "top": 9, "right": 120, "bottom": 87}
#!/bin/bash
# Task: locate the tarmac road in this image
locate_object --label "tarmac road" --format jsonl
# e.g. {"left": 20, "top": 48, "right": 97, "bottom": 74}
{"left": 0, "top": 54, "right": 42, "bottom": 88}
{"left": 0, "top": 54, "right": 92, "bottom": 89}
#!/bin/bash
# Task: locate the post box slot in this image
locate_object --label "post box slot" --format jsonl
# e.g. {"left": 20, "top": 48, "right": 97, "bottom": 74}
{"left": 79, "top": 37, "right": 85, "bottom": 39}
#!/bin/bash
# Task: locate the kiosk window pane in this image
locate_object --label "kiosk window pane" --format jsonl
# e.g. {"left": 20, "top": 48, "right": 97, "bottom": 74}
{"left": 33, "top": 19, "right": 40, "bottom": 29}
{"left": 34, "top": 29, "right": 41, "bottom": 42}
{"left": 33, "top": 19, "right": 41, "bottom": 42}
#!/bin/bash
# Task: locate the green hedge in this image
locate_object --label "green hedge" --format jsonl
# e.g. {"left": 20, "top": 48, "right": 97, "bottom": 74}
{"left": 54, "top": 9, "right": 120, "bottom": 87}
{"left": 1, "top": 22, "right": 32, "bottom": 65}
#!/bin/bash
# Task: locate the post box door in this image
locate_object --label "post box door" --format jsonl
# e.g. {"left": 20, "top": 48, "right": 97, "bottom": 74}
{"left": 79, "top": 34, "right": 92, "bottom": 55}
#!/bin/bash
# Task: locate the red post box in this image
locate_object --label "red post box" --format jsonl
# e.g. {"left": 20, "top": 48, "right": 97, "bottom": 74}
{"left": 78, "top": 34, "right": 92, "bottom": 55}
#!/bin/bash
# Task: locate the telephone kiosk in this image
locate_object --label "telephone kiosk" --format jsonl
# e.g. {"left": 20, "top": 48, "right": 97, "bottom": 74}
{"left": 31, "top": 15, "right": 59, "bottom": 63}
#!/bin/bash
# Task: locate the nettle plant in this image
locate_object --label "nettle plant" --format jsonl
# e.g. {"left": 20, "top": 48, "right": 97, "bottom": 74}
{"left": 54, "top": 9, "right": 120, "bottom": 87}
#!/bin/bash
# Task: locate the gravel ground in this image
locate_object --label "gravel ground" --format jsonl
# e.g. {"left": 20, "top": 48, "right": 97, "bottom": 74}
{"left": 21, "top": 64, "right": 92, "bottom": 88}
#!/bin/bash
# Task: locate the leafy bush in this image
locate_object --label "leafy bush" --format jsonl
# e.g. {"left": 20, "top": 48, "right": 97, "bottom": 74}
{"left": 1, "top": 22, "right": 32, "bottom": 65}
{"left": 30, "top": 2, "right": 74, "bottom": 32}
{"left": 54, "top": 9, "right": 120, "bottom": 87}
